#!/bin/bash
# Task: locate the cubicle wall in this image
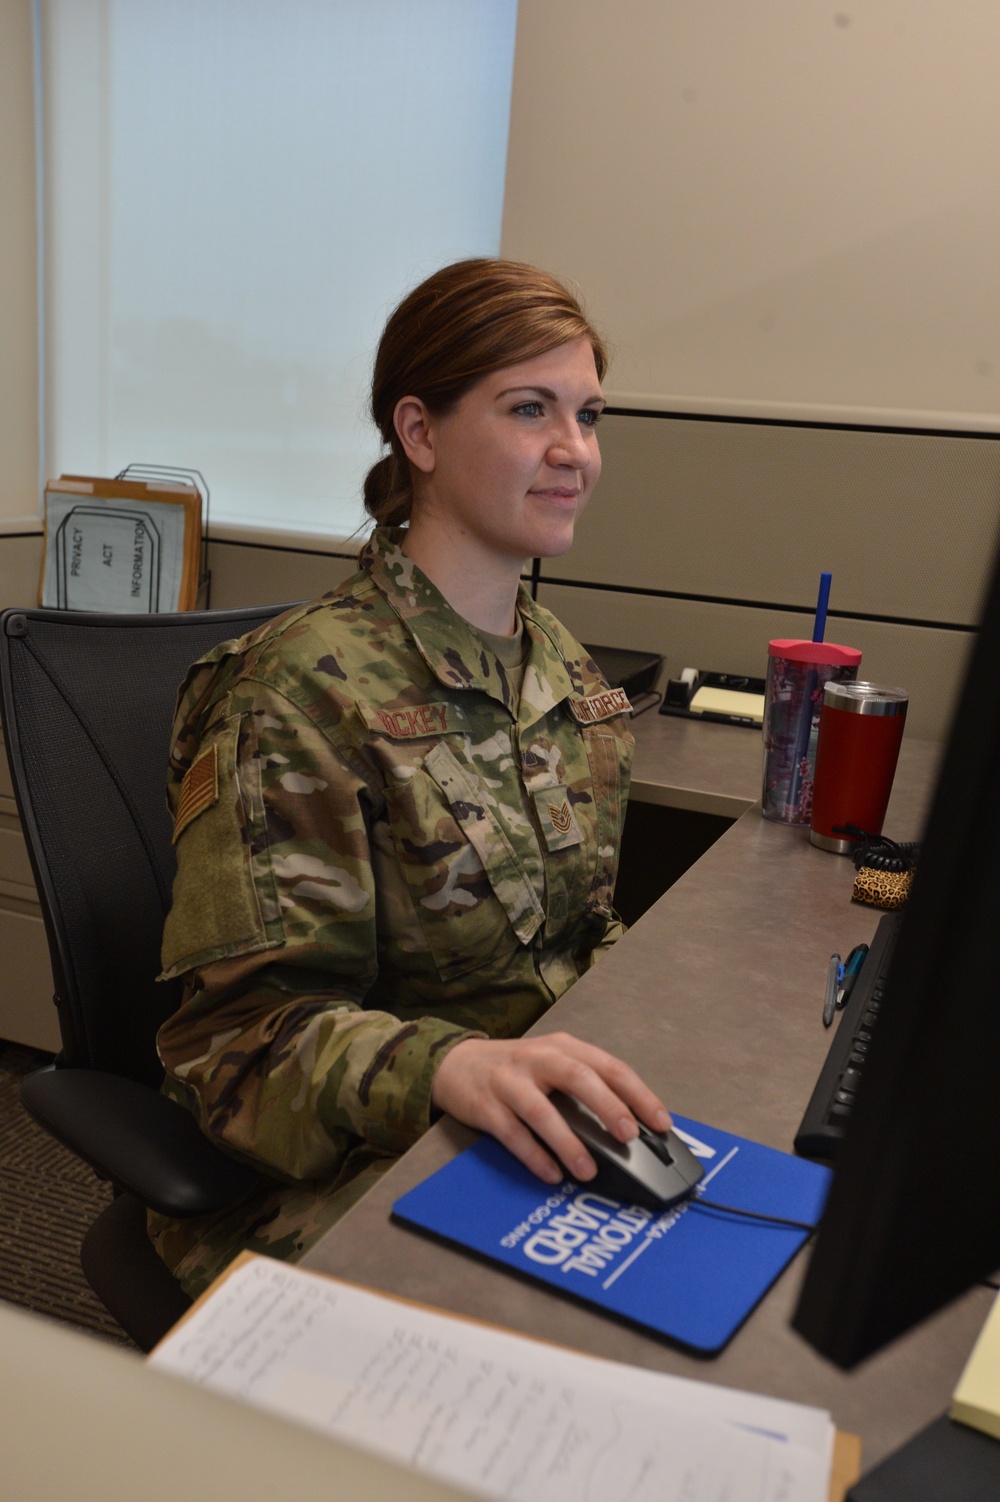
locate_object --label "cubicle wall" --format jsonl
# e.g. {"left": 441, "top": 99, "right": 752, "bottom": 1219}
{"left": 538, "top": 411, "right": 997, "bottom": 741}
{"left": 206, "top": 536, "right": 358, "bottom": 608}
{"left": 0, "top": 724, "right": 60, "bottom": 1053}
{"left": 0, "top": 533, "right": 59, "bottom": 1048}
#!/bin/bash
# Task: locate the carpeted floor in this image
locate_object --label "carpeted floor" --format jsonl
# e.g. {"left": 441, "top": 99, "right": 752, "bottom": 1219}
{"left": 0, "top": 1043, "right": 134, "bottom": 1347}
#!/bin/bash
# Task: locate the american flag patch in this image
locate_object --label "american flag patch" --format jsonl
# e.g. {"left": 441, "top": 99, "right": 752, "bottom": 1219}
{"left": 173, "top": 744, "right": 218, "bottom": 843}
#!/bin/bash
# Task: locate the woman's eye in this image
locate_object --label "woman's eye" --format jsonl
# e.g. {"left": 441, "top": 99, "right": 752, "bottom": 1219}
{"left": 512, "top": 401, "right": 543, "bottom": 417}
{"left": 578, "top": 409, "right": 602, "bottom": 428}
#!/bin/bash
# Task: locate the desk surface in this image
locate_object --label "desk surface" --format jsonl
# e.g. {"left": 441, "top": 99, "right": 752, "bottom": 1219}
{"left": 304, "top": 721, "right": 990, "bottom": 1472}
{"left": 628, "top": 707, "right": 762, "bottom": 816}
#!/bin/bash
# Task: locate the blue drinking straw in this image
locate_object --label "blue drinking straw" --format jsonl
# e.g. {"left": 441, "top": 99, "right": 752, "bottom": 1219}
{"left": 813, "top": 571, "right": 832, "bottom": 644}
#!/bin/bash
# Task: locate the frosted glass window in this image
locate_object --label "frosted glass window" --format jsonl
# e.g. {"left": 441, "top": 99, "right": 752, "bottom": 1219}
{"left": 42, "top": 0, "right": 517, "bottom": 538}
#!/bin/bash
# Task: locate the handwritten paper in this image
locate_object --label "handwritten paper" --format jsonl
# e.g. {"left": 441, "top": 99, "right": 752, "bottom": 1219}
{"left": 150, "top": 1257, "right": 833, "bottom": 1502}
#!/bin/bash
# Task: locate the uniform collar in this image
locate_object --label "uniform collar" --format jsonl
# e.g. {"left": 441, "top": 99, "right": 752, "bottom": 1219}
{"left": 362, "top": 527, "right": 579, "bottom": 721}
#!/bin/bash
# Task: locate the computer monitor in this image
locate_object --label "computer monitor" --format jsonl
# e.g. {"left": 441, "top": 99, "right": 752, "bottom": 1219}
{"left": 792, "top": 534, "right": 1000, "bottom": 1369}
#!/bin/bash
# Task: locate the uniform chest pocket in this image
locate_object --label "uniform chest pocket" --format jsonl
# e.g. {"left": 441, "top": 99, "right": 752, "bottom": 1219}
{"left": 383, "top": 741, "right": 544, "bottom": 982}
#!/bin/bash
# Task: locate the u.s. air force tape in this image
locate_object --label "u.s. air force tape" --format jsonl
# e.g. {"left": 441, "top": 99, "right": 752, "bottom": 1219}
{"left": 567, "top": 687, "right": 632, "bottom": 723}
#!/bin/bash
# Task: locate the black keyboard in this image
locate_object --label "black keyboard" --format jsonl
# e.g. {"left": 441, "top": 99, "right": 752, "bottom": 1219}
{"left": 794, "top": 912, "right": 902, "bottom": 1159}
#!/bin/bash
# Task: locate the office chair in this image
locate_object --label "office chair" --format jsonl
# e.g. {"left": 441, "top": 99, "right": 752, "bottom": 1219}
{"left": 0, "top": 603, "right": 293, "bottom": 1350}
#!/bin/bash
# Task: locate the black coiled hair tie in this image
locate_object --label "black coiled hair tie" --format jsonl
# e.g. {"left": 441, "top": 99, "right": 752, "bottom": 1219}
{"left": 832, "top": 825, "right": 920, "bottom": 873}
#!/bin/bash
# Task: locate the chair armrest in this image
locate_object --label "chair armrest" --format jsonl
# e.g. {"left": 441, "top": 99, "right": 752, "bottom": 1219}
{"left": 21, "top": 1068, "right": 267, "bottom": 1218}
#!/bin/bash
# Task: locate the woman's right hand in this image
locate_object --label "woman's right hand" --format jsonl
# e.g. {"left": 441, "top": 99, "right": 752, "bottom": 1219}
{"left": 430, "top": 1031, "right": 671, "bottom": 1186}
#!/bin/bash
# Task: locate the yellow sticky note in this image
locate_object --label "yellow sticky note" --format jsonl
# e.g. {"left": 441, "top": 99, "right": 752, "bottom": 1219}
{"left": 951, "top": 1293, "right": 1000, "bottom": 1440}
{"left": 688, "top": 687, "right": 765, "bottom": 723}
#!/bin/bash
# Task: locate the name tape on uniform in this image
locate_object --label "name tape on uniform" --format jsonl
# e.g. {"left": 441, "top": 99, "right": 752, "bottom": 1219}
{"left": 568, "top": 687, "right": 632, "bottom": 724}
{"left": 359, "top": 701, "right": 462, "bottom": 740}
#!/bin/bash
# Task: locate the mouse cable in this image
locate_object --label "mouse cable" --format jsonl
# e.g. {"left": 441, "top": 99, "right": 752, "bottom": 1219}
{"left": 694, "top": 1197, "right": 818, "bottom": 1235}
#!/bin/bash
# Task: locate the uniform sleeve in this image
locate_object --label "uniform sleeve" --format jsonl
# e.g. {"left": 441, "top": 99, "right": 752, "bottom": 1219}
{"left": 157, "top": 681, "right": 478, "bottom": 1181}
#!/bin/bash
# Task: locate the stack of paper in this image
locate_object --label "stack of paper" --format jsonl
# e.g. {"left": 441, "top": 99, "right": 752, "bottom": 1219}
{"left": 151, "top": 1254, "right": 836, "bottom": 1502}
{"left": 689, "top": 685, "right": 766, "bottom": 723}
{"left": 952, "top": 1292, "right": 1000, "bottom": 1440}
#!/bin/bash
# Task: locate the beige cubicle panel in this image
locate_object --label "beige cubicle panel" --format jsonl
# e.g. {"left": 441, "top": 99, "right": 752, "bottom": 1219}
{"left": 205, "top": 538, "right": 526, "bottom": 611}
{"left": 205, "top": 537, "right": 360, "bottom": 608}
{"left": 0, "top": 727, "right": 60, "bottom": 1053}
{"left": 2, "top": 1299, "right": 474, "bottom": 1502}
{"left": 0, "top": 536, "right": 70, "bottom": 1050}
{"left": 0, "top": 531, "right": 43, "bottom": 610}
{"left": 541, "top": 412, "right": 993, "bottom": 741}
{"left": 561, "top": 414, "right": 999, "bottom": 624}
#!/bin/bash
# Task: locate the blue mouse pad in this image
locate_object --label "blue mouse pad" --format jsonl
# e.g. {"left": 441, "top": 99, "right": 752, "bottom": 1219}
{"left": 392, "top": 1116, "right": 832, "bottom": 1355}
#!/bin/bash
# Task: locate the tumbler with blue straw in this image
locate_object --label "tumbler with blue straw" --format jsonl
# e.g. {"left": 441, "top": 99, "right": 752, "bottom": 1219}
{"left": 761, "top": 573, "right": 862, "bottom": 825}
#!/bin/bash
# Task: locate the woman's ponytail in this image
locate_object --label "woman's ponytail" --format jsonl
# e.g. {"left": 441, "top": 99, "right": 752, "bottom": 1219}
{"left": 362, "top": 450, "right": 412, "bottom": 528}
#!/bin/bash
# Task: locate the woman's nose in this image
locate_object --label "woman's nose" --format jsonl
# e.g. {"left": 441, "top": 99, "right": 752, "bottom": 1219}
{"left": 547, "top": 421, "right": 592, "bottom": 468}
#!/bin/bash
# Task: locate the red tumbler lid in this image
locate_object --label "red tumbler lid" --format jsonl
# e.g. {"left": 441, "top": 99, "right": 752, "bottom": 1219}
{"left": 768, "top": 638, "right": 862, "bottom": 667}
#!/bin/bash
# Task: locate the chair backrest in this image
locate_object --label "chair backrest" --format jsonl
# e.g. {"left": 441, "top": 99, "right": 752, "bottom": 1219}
{"left": 0, "top": 604, "right": 292, "bottom": 1087}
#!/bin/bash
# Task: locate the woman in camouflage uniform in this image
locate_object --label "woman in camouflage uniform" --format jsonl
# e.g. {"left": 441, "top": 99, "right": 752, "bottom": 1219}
{"left": 153, "top": 259, "right": 671, "bottom": 1294}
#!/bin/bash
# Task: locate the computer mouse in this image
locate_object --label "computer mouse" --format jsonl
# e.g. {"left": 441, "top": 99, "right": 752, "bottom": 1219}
{"left": 548, "top": 1091, "right": 704, "bottom": 1212}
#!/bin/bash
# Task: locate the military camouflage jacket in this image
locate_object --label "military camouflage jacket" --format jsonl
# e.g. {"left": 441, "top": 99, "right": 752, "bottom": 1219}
{"left": 153, "top": 528, "right": 633, "bottom": 1292}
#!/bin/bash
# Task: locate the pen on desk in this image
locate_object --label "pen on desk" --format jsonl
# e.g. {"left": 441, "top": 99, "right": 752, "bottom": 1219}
{"left": 823, "top": 953, "right": 841, "bottom": 1029}
{"left": 837, "top": 943, "right": 870, "bottom": 1009}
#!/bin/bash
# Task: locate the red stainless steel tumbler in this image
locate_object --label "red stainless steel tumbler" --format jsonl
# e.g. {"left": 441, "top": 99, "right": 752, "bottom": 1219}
{"left": 810, "top": 682, "right": 908, "bottom": 853}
